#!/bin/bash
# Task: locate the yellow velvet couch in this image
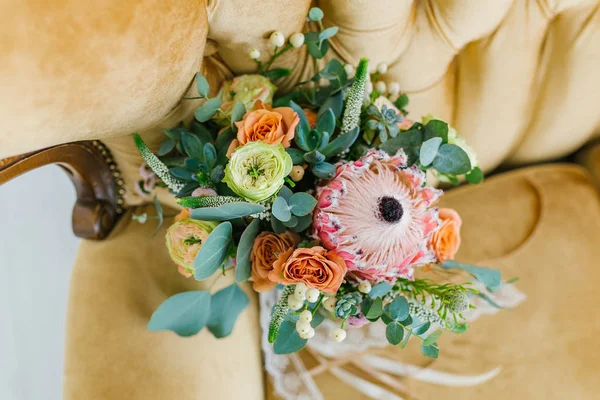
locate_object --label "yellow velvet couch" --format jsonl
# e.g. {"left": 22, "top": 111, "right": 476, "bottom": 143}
{"left": 1, "top": 0, "right": 600, "bottom": 399}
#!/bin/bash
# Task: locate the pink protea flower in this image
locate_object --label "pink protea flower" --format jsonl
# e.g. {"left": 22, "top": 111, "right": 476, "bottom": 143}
{"left": 313, "top": 149, "right": 441, "bottom": 282}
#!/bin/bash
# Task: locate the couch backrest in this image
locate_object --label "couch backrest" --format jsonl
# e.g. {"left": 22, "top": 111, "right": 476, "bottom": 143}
{"left": 1, "top": 0, "right": 599, "bottom": 173}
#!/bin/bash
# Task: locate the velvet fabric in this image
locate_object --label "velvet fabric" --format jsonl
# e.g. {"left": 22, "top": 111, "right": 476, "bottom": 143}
{"left": 1, "top": 0, "right": 600, "bottom": 398}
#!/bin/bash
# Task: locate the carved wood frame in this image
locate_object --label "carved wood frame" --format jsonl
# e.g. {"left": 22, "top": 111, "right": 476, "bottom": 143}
{"left": 0, "top": 141, "right": 125, "bottom": 240}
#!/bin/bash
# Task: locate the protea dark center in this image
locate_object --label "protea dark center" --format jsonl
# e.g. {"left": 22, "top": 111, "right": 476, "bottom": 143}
{"left": 378, "top": 196, "right": 403, "bottom": 223}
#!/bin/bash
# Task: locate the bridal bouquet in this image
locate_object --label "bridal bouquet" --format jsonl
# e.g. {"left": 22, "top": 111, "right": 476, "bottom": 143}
{"left": 134, "top": 7, "right": 512, "bottom": 359}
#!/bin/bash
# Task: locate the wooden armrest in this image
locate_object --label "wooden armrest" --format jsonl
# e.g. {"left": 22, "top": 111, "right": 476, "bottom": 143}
{"left": 0, "top": 141, "right": 125, "bottom": 240}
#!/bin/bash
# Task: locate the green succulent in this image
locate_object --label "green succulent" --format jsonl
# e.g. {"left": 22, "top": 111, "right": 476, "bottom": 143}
{"left": 335, "top": 293, "right": 362, "bottom": 320}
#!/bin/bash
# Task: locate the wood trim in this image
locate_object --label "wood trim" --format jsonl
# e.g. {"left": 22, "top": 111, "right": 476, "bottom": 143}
{"left": 0, "top": 141, "right": 125, "bottom": 240}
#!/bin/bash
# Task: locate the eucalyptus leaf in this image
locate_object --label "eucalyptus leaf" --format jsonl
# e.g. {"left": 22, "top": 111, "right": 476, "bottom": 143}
{"left": 441, "top": 260, "right": 502, "bottom": 290}
{"left": 157, "top": 139, "right": 176, "bottom": 156}
{"left": 385, "top": 296, "right": 409, "bottom": 321}
{"left": 466, "top": 166, "right": 484, "bottom": 184}
{"left": 282, "top": 215, "right": 298, "bottom": 228}
{"left": 271, "top": 215, "right": 286, "bottom": 234}
{"left": 379, "top": 128, "right": 424, "bottom": 165}
{"left": 319, "top": 26, "right": 339, "bottom": 41}
{"left": 195, "top": 98, "right": 222, "bottom": 123}
{"left": 181, "top": 132, "right": 203, "bottom": 160}
{"left": 421, "top": 343, "right": 439, "bottom": 359}
{"left": 235, "top": 219, "right": 261, "bottom": 283}
{"left": 386, "top": 321, "right": 404, "bottom": 345}
{"left": 291, "top": 214, "right": 313, "bottom": 232}
{"left": 194, "top": 222, "right": 232, "bottom": 280}
{"left": 203, "top": 143, "right": 217, "bottom": 170}
{"left": 191, "top": 203, "right": 265, "bottom": 221}
{"left": 196, "top": 73, "right": 210, "bottom": 98}
{"left": 311, "top": 162, "right": 336, "bottom": 179}
{"left": 423, "top": 330, "right": 442, "bottom": 346}
{"left": 170, "top": 167, "right": 194, "bottom": 181}
{"left": 412, "top": 322, "right": 431, "bottom": 336}
{"left": 369, "top": 282, "right": 393, "bottom": 299}
{"left": 272, "top": 196, "right": 292, "bottom": 222}
{"left": 432, "top": 144, "right": 471, "bottom": 175}
{"left": 207, "top": 284, "right": 250, "bottom": 338}
{"left": 308, "top": 7, "right": 324, "bottom": 21}
{"left": 273, "top": 320, "right": 307, "bottom": 354}
{"left": 363, "top": 297, "right": 383, "bottom": 320}
{"left": 420, "top": 137, "right": 443, "bottom": 166}
{"left": 423, "top": 120, "right": 449, "bottom": 142}
{"left": 288, "top": 193, "right": 317, "bottom": 216}
{"left": 400, "top": 328, "right": 412, "bottom": 348}
{"left": 231, "top": 101, "right": 246, "bottom": 131}
{"left": 147, "top": 291, "right": 211, "bottom": 337}
{"left": 278, "top": 186, "right": 293, "bottom": 201}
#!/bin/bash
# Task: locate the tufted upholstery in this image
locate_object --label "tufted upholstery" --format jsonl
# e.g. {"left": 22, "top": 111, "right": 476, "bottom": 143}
{"left": 2, "top": 1, "right": 600, "bottom": 399}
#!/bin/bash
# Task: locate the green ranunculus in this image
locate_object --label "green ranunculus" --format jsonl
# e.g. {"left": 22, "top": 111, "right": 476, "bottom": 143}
{"left": 223, "top": 141, "right": 293, "bottom": 202}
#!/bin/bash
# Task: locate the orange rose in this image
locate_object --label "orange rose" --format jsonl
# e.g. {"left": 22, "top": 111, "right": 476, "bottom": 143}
{"left": 250, "top": 231, "right": 299, "bottom": 292}
{"left": 268, "top": 246, "right": 347, "bottom": 294}
{"left": 235, "top": 101, "right": 299, "bottom": 148}
{"left": 429, "top": 208, "right": 462, "bottom": 263}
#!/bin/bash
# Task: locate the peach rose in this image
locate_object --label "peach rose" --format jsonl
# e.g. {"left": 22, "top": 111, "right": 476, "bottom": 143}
{"left": 250, "top": 231, "right": 299, "bottom": 292}
{"left": 165, "top": 218, "right": 218, "bottom": 278}
{"left": 235, "top": 101, "right": 299, "bottom": 148}
{"left": 429, "top": 208, "right": 462, "bottom": 263}
{"left": 268, "top": 246, "right": 347, "bottom": 294}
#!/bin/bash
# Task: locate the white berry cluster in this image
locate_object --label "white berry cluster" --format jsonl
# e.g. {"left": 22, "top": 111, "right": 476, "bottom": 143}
{"left": 408, "top": 301, "right": 445, "bottom": 327}
{"left": 248, "top": 31, "right": 306, "bottom": 60}
{"left": 289, "top": 283, "right": 321, "bottom": 339}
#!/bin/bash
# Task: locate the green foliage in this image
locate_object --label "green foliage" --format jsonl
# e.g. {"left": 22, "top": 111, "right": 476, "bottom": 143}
{"left": 319, "top": 27, "right": 339, "bottom": 41}
{"left": 385, "top": 296, "right": 410, "bottom": 322}
{"left": 432, "top": 144, "right": 472, "bottom": 175}
{"left": 288, "top": 193, "right": 318, "bottom": 216}
{"left": 423, "top": 120, "right": 449, "bottom": 143}
{"left": 190, "top": 202, "right": 265, "bottom": 221}
{"left": 441, "top": 260, "right": 502, "bottom": 291}
{"left": 265, "top": 68, "right": 292, "bottom": 81}
{"left": 369, "top": 282, "right": 393, "bottom": 298}
{"left": 419, "top": 137, "right": 443, "bottom": 167}
{"left": 196, "top": 73, "right": 210, "bottom": 98}
{"left": 273, "top": 320, "right": 307, "bottom": 354}
{"left": 412, "top": 322, "right": 431, "bottom": 335}
{"left": 421, "top": 342, "right": 439, "bottom": 358}
{"left": 394, "top": 93, "right": 409, "bottom": 115}
{"left": 319, "top": 90, "right": 343, "bottom": 119}
{"left": 423, "top": 329, "right": 442, "bottom": 346}
{"left": 286, "top": 148, "right": 305, "bottom": 165}
{"left": 362, "top": 297, "right": 383, "bottom": 321}
{"left": 147, "top": 291, "right": 211, "bottom": 337}
{"left": 235, "top": 219, "right": 261, "bottom": 283}
{"left": 194, "top": 222, "right": 233, "bottom": 280}
{"left": 386, "top": 322, "right": 404, "bottom": 345}
{"left": 379, "top": 128, "right": 423, "bottom": 165}
{"left": 272, "top": 196, "right": 292, "bottom": 222}
{"left": 308, "top": 7, "right": 324, "bottom": 21}
{"left": 195, "top": 98, "right": 222, "bottom": 122}
{"left": 207, "top": 284, "right": 249, "bottom": 338}
{"left": 320, "top": 127, "right": 359, "bottom": 158}
{"left": 466, "top": 166, "right": 484, "bottom": 184}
